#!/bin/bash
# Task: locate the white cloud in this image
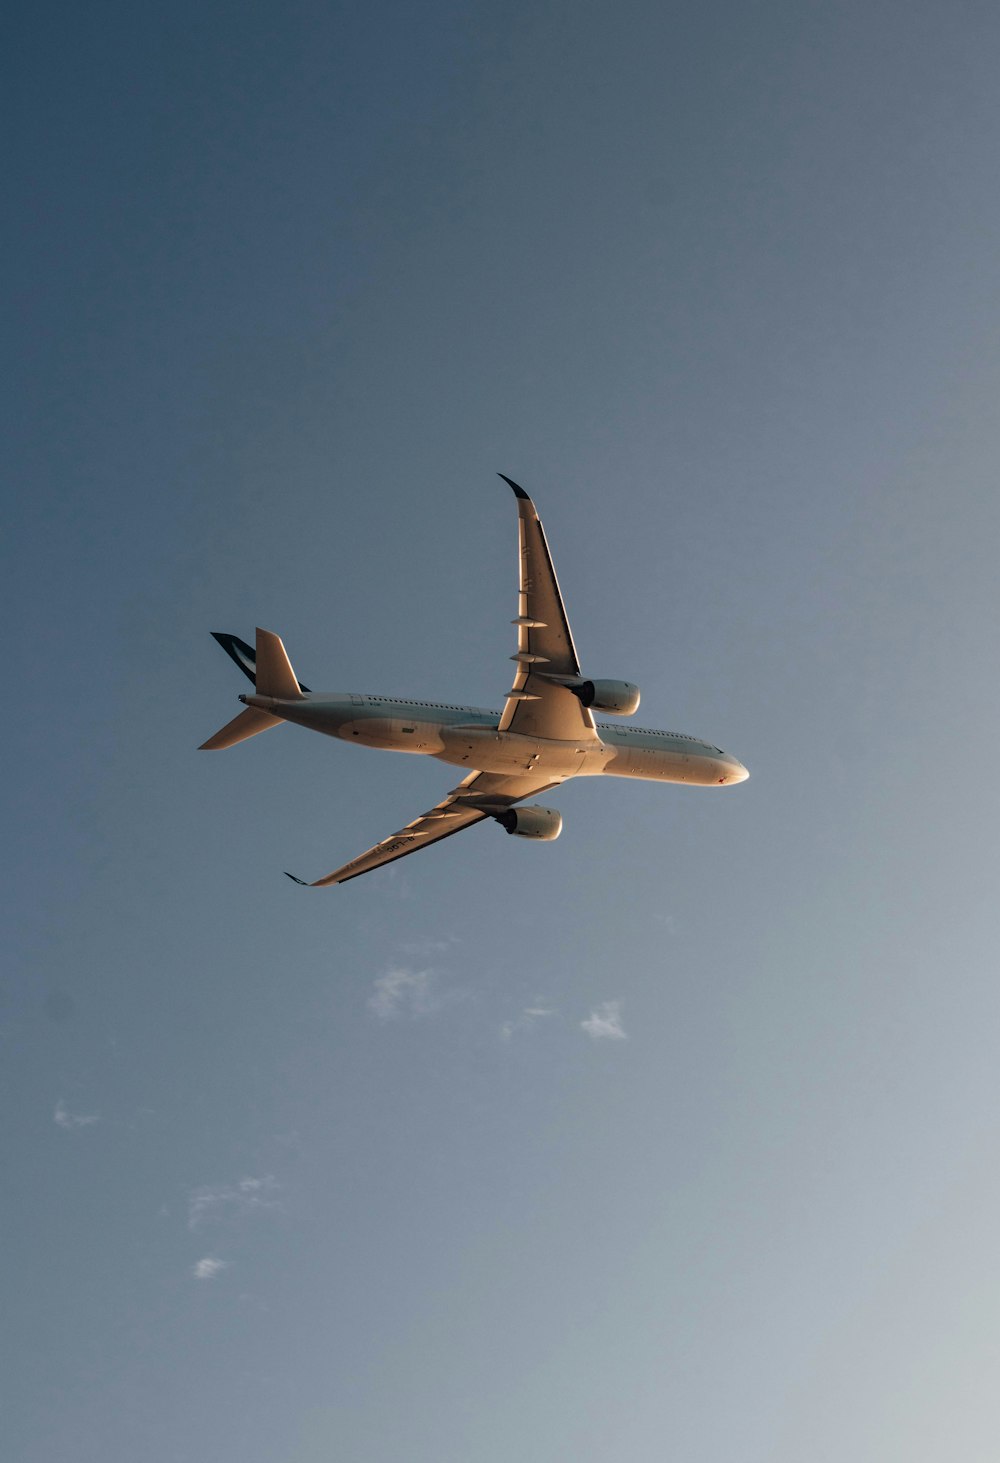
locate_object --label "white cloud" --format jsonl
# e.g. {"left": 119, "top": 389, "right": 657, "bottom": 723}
{"left": 54, "top": 1100, "right": 100, "bottom": 1130}
{"left": 192, "top": 1256, "right": 230, "bottom": 1280}
{"left": 580, "top": 1001, "right": 627, "bottom": 1041}
{"left": 188, "top": 1175, "right": 281, "bottom": 1232}
{"left": 500, "top": 1006, "right": 556, "bottom": 1040}
{"left": 368, "top": 965, "right": 438, "bottom": 1020}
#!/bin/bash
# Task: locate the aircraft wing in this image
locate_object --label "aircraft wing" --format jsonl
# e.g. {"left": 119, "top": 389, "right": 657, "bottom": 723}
{"left": 285, "top": 770, "right": 564, "bottom": 887}
{"left": 497, "top": 477, "right": 598, "bottom": 742}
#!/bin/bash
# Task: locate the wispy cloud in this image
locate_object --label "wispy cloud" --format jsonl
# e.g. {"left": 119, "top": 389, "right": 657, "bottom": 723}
{"left": 500, "top": 1006, "right": 556, "bottom": 1040}
{"left": 368, "top": 964, "right": 438, "bottom": 1020}
{"left": 53, "top": 1100, "right": 100, "bottom": 1130}
{"left": 188, "top": 1175, "right": 281, "bottom": 1232}
{"left": 580, "top": 1001, "right": 627, "bottom": 1041}
{"left": 192, "top": 1256, "right": 230, "bottom": 1280}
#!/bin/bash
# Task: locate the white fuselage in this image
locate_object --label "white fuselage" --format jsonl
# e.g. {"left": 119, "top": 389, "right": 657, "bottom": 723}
{"left": 244, "top": 692, "right": 749, "bottom": 788}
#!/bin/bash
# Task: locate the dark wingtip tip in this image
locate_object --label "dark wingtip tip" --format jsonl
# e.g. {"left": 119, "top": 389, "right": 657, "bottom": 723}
{"left": 498, "top": 473, "right": 530, "bottom": 500}
{"left": 284, "top": 872, "right": 309, "bottom": 886}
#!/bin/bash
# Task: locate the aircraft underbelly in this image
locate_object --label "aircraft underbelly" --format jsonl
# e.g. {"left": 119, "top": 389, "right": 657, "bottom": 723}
{"left": 436, "top": 726, "right": 605, "bottom": 777}
{"left": 604, "top": 744, "right": 729, "bottom": 784}
{"left": 269, "top": 702, "right": 446, "bottom": 753}
{"left": 342, "top": 716, "right": 443, "bottom": 753}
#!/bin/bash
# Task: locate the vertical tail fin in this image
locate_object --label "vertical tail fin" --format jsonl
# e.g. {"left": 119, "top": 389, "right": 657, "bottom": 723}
{"left": 199, "top": 627, "right": 305, "bottom": 750}
{"left": 209, "top": 632, "right": 311, "bottom": 693}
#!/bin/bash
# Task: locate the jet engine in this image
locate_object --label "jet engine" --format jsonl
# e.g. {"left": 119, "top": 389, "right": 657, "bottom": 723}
{"left": 573, "top": 679, "right": 641, "bottom": 716}
{"left": 495, "top": 805, "right": 563, "bottom": 840}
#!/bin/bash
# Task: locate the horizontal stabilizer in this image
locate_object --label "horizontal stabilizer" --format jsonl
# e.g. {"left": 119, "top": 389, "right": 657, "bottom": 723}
{"left": 255, "top": 628, "right": 304, "bottom": 701}
{"left": 199, "top": 705, "right": 281, "bottom": 751}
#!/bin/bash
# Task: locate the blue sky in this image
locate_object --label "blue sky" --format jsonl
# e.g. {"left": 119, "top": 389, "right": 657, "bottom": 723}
{"left": 6, "top": 3, "right": 1000, "bottom": 1459}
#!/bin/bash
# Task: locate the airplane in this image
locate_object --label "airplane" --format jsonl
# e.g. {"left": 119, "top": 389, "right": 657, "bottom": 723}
{"left": 200, "top": 476, "right": 748, "bottom": 885}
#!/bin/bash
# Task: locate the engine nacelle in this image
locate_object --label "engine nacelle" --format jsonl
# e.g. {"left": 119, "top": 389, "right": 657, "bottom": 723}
{"left": 574, "top": 678, "right": 641, "bottom": 716}
{"left": 495, "top": 804, "right": 563, "bottom": 841}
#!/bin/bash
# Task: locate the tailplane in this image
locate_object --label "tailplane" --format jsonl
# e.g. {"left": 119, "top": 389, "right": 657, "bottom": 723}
{"left": 199, "top": 705, "right": 281, "bottom": 751}
{"left": 200, "top": 627, "right": 306, "bottom": 751}
{"left": 253, "top": 627, "right": 304, "bottom": 701}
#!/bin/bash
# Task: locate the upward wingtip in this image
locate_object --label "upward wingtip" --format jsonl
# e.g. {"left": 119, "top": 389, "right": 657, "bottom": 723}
{"left": 498, "top": 473, "right": 530, "bottom": 500}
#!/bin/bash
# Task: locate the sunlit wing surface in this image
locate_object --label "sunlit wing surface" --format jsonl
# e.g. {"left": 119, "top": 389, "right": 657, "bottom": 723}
{"left": 496, "top": 477, "right": 598, "bottom": 742}
{"left": 285, "top": 770, "right": 564, "bottom": 887}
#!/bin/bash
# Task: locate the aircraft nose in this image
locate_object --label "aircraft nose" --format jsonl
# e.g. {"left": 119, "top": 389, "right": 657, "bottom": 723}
{"left": 719, "top": 756, "right": 749, "bottom": 785}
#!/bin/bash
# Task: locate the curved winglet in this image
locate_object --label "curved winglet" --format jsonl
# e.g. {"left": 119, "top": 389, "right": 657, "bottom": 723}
{"left": 498, "top": 473, "right": 530, "bottom": 501}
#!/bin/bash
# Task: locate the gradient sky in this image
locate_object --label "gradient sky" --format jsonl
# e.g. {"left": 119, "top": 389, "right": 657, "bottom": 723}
{"left": 6, "top": 3, "right": 1000, "bottom": 1460}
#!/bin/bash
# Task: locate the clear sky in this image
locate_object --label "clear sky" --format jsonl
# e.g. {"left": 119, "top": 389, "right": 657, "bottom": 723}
{"left": 5, "top": 2, "right": 1000, "bottom": 1459}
